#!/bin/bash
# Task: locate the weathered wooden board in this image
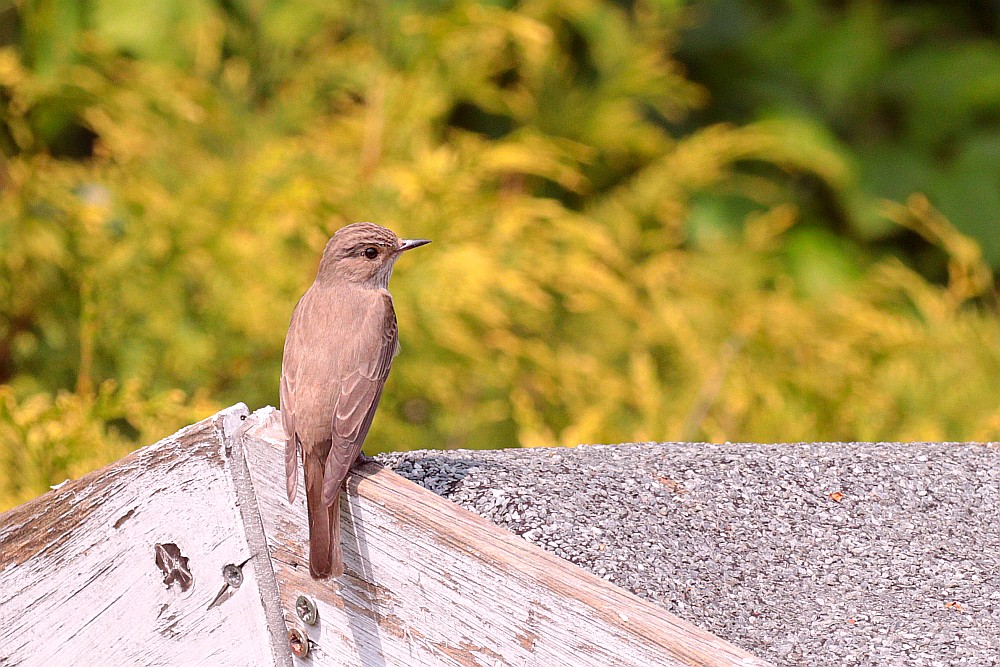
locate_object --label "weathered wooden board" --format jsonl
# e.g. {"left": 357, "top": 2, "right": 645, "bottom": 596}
{"left": 0, "top": 404, "right": 290, "bottom": 667}
{"left": 1, "top": 403, "right": 774, "bottom": 667}
{"left": 242, "top": 407, "right": 773, "bottom": 667}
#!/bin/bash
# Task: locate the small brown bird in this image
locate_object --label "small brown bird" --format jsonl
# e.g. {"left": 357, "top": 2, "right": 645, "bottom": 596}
{"left": 280, "top": 222, "right": 429, "bottom": 578}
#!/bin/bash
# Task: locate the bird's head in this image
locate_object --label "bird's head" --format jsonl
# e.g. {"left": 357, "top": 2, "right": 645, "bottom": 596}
{"left": 316, "top": 222, "right": 430, "bottom": 288}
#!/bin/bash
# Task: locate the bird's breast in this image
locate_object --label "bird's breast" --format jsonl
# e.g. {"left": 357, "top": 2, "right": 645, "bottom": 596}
{"left": 283, "top": 284, "right": 392, "bottom": 446}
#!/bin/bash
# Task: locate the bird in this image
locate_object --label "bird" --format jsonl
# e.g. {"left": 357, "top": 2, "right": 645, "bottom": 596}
{"left": 280, "top": 222, "right": 429, "bottom": 578}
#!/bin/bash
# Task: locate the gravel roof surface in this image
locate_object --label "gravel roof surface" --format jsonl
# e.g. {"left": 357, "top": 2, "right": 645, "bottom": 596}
{"left": 378, "top": 441, "right": 1000, "bottom": 667}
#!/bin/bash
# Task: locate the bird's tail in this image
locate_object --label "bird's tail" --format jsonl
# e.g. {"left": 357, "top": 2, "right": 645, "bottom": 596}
{"left": 305, "top": 457, "right": 343, "bottom": 579}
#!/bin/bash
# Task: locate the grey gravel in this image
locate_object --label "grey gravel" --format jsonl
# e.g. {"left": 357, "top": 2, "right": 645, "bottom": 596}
{"left": 378, "top": 441, "right": 1000, "bottom": 667}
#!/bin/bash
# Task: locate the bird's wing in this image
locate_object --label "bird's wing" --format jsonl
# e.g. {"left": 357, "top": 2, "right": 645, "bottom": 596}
{"left": 280, "top": 371, "right": 299, "bottom": 504}
{"left": 322, "top": 293, "right": 398, "bottom": 506}
{"left": 280, "top": 298, "right": 306, "bottom": 504}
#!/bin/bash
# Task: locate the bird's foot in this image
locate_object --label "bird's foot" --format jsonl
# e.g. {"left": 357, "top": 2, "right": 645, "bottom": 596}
{"left": 355, "top": 451, "right": 378, "bottom": 466}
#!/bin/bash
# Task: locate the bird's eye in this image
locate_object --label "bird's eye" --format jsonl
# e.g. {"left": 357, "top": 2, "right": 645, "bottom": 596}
{"left": 363, "top": 247, "right": 379, "bottom": 260}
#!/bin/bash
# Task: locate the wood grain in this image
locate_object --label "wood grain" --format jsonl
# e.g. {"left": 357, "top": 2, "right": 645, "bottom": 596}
{"left": 0, "top": 404, "right": 289, "bottom": 667}
{"left": 242, "top": 406, "right": 774, "bottom": 667}
{"left": 0, "top": 403, "right": 775, "bottom": 667}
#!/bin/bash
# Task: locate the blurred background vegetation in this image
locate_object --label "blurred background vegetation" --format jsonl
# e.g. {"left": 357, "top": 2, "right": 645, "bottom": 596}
{"left": 2, "top": 0, "right": 999, "bottom": 511}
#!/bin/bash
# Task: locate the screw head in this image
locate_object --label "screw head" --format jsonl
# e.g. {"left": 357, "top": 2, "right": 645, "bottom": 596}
{"left": 222, "top": 563, "right": 243, "bottom": 588}
{"left": 288, "top": 627, "right": 309, "bottom": 657}
{"left": 295, "top": 595, "right": 318, "bottom": 625}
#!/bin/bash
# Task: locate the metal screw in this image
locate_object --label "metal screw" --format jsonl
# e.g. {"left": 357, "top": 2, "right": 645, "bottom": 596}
{"left": 222, "top": 563, "right": 243, "bottom": 589}
{"left": 288, "top": 627, "right": 309, "bottom": 657}
{"left": 295, "top": 595, "right": 318, "bottom": 625}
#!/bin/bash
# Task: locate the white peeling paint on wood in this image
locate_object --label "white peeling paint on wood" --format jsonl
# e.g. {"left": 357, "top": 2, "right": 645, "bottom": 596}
{"left": 241, "top": 407, "right": 774, "bottom": 667}
{"left": 1, "top": 403, "right": 773, "bottom": 667}
{"left": 0, "top": 404, "right": 284, "bottom": 667}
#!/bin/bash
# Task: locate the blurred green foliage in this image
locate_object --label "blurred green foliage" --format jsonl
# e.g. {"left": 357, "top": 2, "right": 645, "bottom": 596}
{"left": 1, "top": 0, "right": 999, "bottom": 511}
{"left": 679, "top": 0, "right": 1000, "bottom": 267}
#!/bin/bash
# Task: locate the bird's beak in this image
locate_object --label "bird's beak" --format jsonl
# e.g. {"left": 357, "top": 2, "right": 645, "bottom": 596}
{"left": 398, "top": 238, "right": 431, "bottom": 252}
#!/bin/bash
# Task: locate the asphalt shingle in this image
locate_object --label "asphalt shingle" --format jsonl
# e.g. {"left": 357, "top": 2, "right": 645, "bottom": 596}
{"left": 379, "top": 441, "right": 1000, "bottom": 667}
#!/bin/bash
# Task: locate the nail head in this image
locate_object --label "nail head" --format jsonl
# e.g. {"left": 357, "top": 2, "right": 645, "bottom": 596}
{"left": 295, "top": 594, "right": 318, "bottom": 625}
{"left": 222, "top": 563, "right": 242, "bottom": 588}
{"left": 288, "top": 627, "right": 309, "bottom": 657}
